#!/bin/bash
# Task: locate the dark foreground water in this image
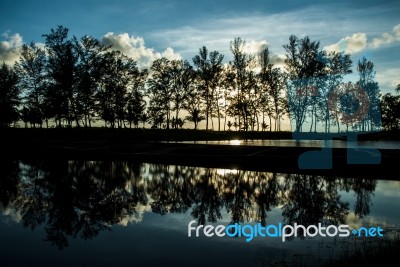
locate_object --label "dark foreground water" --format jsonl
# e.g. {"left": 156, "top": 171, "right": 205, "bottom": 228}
{"left": 173, "top": 139, "right": 400, "bottom": 149}
{"left": 0, "top": 161, "right": 399, "bottom": 267}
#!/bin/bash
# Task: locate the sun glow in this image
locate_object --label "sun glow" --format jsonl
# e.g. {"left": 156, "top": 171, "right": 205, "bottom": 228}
{"left": 230, "top": 139, "right": 241, "bottom": 145}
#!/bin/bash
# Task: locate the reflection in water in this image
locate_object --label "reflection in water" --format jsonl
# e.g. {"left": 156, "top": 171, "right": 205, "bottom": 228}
{"left": 0, "top": 160, "right": 383, "bottom": 250}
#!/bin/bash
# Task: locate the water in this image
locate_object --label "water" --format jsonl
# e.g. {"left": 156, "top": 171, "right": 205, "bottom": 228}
{"left": 0, "top": 161, "right": 399, "bottom": 267}
{"left": 171, "top": 139, "right": 400, "bottom": 149}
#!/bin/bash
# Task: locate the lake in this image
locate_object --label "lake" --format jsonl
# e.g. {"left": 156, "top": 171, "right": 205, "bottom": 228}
{"left": 0, "top": 161, "right": 399, "bottom": 266}
{"left": 169, "top": 139, "right": 400, "bottom": 149}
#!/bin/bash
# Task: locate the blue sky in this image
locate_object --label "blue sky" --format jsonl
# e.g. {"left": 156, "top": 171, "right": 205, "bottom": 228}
{"left": 1, "top": 0, "right": 399, "bottom": 93}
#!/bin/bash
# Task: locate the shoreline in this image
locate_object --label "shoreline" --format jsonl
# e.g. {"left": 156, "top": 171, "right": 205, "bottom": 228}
{"left": 2, "top": 127, "right": 400, "bottom": 141}
{"left": 2, "top": 128, "right": 399, "bottom": 180}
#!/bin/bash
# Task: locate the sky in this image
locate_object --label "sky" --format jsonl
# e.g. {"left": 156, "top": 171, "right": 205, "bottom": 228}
{"left": 0, "top": 0, "right": 399, "bottom": 93}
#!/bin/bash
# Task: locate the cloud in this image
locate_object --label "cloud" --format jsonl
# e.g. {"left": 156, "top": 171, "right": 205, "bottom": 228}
{"left": 0, "top": 32, "right": 23, "bottom": 65}
{"left": 101, "top": 32, "right": 181, "bottom": 68}
{"left": 148, "top": 5, "right": 351, "bottom": 63}
{"left": 370, "top": 23, "right": 400, "bottom": 48}
{"left": 271, "top": 54, "right": 286, "bottom": 68}
{"left": 324, "top": 33, "right": 367, "bottom": 54}
{"left": 324, "top": 24, "right": 400, "bottom": 54}
{"left": 376, "top": 67, "right": 400, "bottom": 92}
{"left": 243, "top": 40, "right": 268, "bottom": 55}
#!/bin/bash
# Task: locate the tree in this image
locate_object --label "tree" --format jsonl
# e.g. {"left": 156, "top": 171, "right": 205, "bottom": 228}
{"left": 356, "top": 57, "right": 380, "bottom": 132}
{"left": 148, "top": 102, "right": 165, "bottom": 129}
{"left": 43, "top": 25, "right": 78, "bottom": 127}
{"left": 192, "top": 46, "right": 224, "bottom": 130}
{"left": 170, "top": 60, "right": 194, "bottom": 128}
{"left": 184, "top": 74, "right": 205, "bottom": 130}
{"left": 284, "top": 35, "right": 325, "bottom": 132}
{"left": 126, "top": 91, "right": 143, "bottom": 128}
{"left": 258, "top": 47, "right": 286, "bottom": 131}
{"left": 322, "top": 51, "right": 352, "bottom": 133}
{"left": 15, "top": 42, "right": 47, "bottom": 128}
{"left": 147, "top": 58, "right": 173, "bottom": 129}
{"left": 140, "top": 112, "right": 149, "bottom": 129}
{"left": 185, "top": 108, "right": 204, "bottom": 130}
{"left": 0, "top": 63, "right": 20, "bottom": 127}
{"left": 74, "top": 35, "right": 110, "bottom": 127}
{"left": 228, "top": 37, "right": 256, "bottom": 131}
{"left": 226, "top": 120, "right": 233, "bottom": 130}
{"left": 381, "top": 93, "right": 400, "bottom": 130}
{"left": 97, "top": 50, "right": 139, "bottom": 128}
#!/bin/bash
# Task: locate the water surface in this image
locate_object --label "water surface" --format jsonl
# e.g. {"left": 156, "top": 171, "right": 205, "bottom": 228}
{"left": 0, "top": 161, "right": 399, "bottom": 266}
{"left": 172, "top": 139, "right": 400, "bottom": 149}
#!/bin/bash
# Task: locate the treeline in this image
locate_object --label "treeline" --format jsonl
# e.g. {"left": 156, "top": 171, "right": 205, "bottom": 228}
{"left": 0, "top": 25, "right": 399, "bottom": 131}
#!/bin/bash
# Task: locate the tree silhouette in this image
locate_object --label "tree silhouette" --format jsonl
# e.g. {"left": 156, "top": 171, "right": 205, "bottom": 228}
{"left": 170, "top": 60, "right": 194, "bottom": 128}
{"left": 381, "top": 92, "right": 400, "bottom": 130}
{"left": 258, "top": 47, "right": 287, "bottom": 131}
{"left": 15, "top": 42, "right": 47, "bottom": 128}
{"left": 2, "top": 26, "right": 394, "bottom": 132}
{"left": 228, "top": 37, "right": 255, "bottom": 131}
{"left": 0, "top": 62, "right": 20, "bottom": 127}
{"left": 184, "top": 75, "right": 204, "bottom": 130}
{"left": 125, "top": 69, "right": 148, "bottom": 128}
{"left": 284, "top": 35, "right": 326, "bottom": 132}
{"left": 357, "top": 57, "right": 380, "bottom": 132}
{"left": 74, "top": 35, "right": 110, "bottom": 127}
{"left": 192, "top": 46, "right": 224, "bottom": 130}
{"left": 147, "top": 58, "right": 174, "bottom": 129}
{"left": 43, "top": 25, "right": 78, "bottom": 127}
{"left": 97, "top": 50, "right": 140, "bottom": 128}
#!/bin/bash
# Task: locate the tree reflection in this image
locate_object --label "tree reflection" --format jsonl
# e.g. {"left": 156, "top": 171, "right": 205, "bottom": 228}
{"left": 254, "top": 172, "right": 280, "bottom": 226}
{"left": 191, "top": 169, "right": 224, "bottom": 225}
{"left": 0, "top": 160, "right": 379, "bottom": 248}
{"left": 224, "top": 170, "right": 257, "bottom": 224}
{"left": 352, "top": 178, "right": 377, "bottom": 218}
{"left": 282, "top": 174, "right": 349, "bottom": 227}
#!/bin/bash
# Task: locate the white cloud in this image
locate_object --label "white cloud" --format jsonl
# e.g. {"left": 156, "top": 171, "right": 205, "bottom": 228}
{"left": 324, "top": 24, "right": 400, "bottom": 54}
{"left": 271, "top": 54, "right": 286, "bottom": 69}
{"left": 243, "top": 40, "right": 268, "bottom": 55}
{"left": 148, "top": 7, "right": 340, "bottom": 61}
{"left": 394, "top": 24, "right": 400, "bottom": 38}
{"left": 370, "top": 23, "right": 400, "bottom": 48}
{"left": 101, "top": 32, "right": 181, "bottom": 68}
{"left": 0, "top": 32, "right": 23, "bottom": 65}
{"left": 376, "top": 67, "right": 400, "bottom": 92}
{"left": 324, "top": 33, "right": 367, "bottom": 54}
